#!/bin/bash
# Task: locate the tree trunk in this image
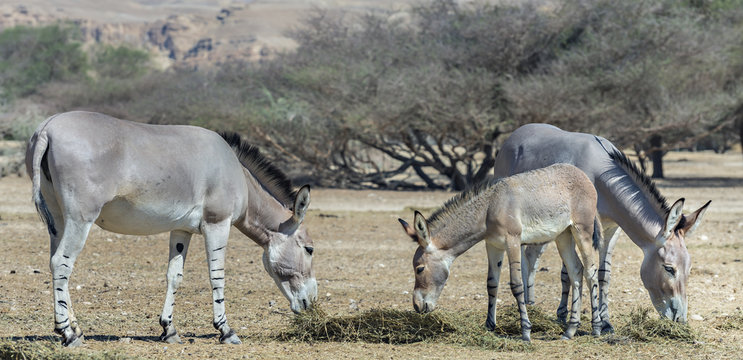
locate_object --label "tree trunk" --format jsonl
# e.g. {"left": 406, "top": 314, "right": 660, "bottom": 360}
{"left": 649, "top": 134, "right": 664, "bottom": 179}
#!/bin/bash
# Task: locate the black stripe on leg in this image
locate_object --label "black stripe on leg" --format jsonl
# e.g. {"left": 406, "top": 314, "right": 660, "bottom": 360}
{"left": 215, "top": 298, "right": 225, "bottom": 304}
{"left": 57, "top": 300, "right": 68, "bottom": 309}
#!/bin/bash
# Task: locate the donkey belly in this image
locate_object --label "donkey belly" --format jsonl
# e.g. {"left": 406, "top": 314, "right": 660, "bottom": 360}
{"left": 96, "top": 197, "right": 202, "bottom": 235}
{"left": 519, "top": 213, "right": 572, "bottom": 245}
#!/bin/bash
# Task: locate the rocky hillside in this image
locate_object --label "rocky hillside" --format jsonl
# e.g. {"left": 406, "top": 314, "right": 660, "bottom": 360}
{"left": 0, "top": 0, "right": 405, "bottom": 69}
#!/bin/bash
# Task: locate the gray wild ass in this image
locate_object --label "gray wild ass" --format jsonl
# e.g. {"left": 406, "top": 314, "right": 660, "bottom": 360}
{"left": 493, "top": 123, "right": 710, "bottom": 332}
{"left": 399, "top": 164, "right": 603, "bottom": 341}
{"left": 26, "top": 111, "right": 317, "bottom": 347}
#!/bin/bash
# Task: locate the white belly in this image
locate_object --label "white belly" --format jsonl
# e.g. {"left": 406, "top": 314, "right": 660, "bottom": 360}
{"left": 95, "top": 198, "right": 203, "bottom": 235}
{"left": 519, "top": 215, "right": 572, "bottom": 244}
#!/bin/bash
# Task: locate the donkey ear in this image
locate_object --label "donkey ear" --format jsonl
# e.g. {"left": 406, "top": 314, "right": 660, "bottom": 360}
{"left": 661, "top": 198, "right": 685, "bottom": 241}
{"left": 413, "top": 211, "right": 431, "bottom": 248}
{"left": 293, "top": 185, "right": 311, "bottom": 224}
{"left": 398, "top": 218, "right": 418, "bottom": 241}
{"left": 679, "top": 200, "right": 711, "bottom": 238}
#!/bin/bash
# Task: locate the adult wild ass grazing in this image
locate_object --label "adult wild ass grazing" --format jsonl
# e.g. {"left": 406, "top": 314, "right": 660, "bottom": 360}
{"left": 493, "top": 123, "right": 710, "bottom": 332}
{"left": 26, "top": 111, "right": 318, "bottom": 347}
{"left": 399, "top": 164, "right": 603, "bottom": 341}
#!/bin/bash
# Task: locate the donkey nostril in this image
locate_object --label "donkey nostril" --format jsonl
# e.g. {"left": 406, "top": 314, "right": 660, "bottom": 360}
{"left": 414, "top": 302, "right": 420, "bottom": 313}
{"left": 302, "top": 299, "right": 308, "bottom": 310}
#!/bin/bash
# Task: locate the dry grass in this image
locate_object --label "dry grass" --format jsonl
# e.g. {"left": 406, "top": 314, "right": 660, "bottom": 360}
{"left": 616, "top": 307, "right": 698, "bottom": 343}
{"left": 0, "top": 338, "right": 130, "bottom": 360}
{"left": 278, "top": 303, "right": 592, "bottom": 351}
{"left": 714, "top": 313, "right": 743, "bottom": 331}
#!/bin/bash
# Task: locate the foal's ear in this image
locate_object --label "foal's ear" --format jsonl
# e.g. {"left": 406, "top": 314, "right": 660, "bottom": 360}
{"left": 662, "top": 198, "right": 685, "bottom": 241}
{"left": 678, "top": 200, "right": 711, "bottom": 238}
{"left": 398, "top": 218, "right": 418, "bottom": 241}
{"left": 293, "top": 185, "right": 311, "bottom": 224}
{"left": 413, "top": 211, "right": 431, "bottom": 248}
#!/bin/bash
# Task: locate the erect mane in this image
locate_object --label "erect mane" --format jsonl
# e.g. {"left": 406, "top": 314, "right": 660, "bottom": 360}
{"left": 427, "top": 179, "right": 496, "bottom": 232}
{"left": 609, "top": 149, "right": 670, "bottom": 214}
{"left": 219, "top": 132, "right": 296, "bottom": 208}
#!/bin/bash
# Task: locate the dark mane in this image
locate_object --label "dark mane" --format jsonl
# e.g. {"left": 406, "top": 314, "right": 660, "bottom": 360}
{"left": 427, "top": 179, "right": 497, "bottom": 231}
{"left": 609, "top": 149, "right": 670, "bottom": 214}
{"left": 219, "top": 132, "right": 296, "bottom": 208}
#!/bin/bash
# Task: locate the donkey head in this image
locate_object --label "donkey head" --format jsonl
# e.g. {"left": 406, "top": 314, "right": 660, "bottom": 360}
{"left": 642, "top": 198, "right": 710, "bottom": 322}
{"left": 399, "top": 211, "right": 452, "bottom": 314}
{"left": 262, "top": 185, "right": 318, "bottom": 313}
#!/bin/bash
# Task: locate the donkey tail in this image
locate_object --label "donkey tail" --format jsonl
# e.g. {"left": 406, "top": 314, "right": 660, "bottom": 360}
{"left": 592, "top": 215, "right": 603, "bottom": 250}
{"left": 28, "top": 123, "right": 56, "bottom": 237}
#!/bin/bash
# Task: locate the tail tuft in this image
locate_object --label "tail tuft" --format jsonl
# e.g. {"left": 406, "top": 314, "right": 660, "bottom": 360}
{"left": 592, "top": 216, "right": 603, "bottom": 250}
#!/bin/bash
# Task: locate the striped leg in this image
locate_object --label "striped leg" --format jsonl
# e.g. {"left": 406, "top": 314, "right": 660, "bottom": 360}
{"left": 203, "top": 220, "right": 241, "bottom": 345}
{"left": 573, "top": 224, "right": 602, "bottom": 336}
{"left": 521, "top": 244, "right": 547, "bottom": 306}
{"left": 554, "top": 231, "right": 583, "bottom": 339}
{"left": 556, "top": 263, "right": 570, "bottom": 323}
{"left": 598, "top": 225, "right": 621, "bottom": 334}
{"left": 50, "top": 219, "right": 93, "bottom": 347}
{"left": 159, "top": 230, "right": 192, "bottom": 343}
{"left": 505, "top": 236, "right": 531, "bottom": 341}
{"left": 485, "top": 242, "right": 505, "bottom": 331}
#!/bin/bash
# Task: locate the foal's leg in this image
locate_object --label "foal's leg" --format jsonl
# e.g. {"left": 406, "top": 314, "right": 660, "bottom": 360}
{"left": 505, "top": 236, "right": 531, "bottom": 341}
{"left": 521, "top": 244, "right": 547, "bottom": 306}
{"left": 598, "top": 225, "right": 621, "bottom": 334}
{"left": 203, "top": 220, "right": 241, "bottom": 344}
{"left": 556, "top": 263, "right": 570, "bottom": 323}
{"left": 159, "top": 230, "right": 193, "bottom": 343}
{"left": 50, "top": 218, "right": 94, "bottom": 347}
{"left": 485, "top": 242, "right": 505, "bottom": 331}
{"left": 554, "top": 231, "right": 583, "bottom": 340}
{"left": 572, "top": 224, "right": 602, "bottom": 337}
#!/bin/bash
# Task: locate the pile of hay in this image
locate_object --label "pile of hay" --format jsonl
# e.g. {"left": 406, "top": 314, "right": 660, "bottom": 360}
{"left": 280, "top": 303, "right": 582, "bottom": 351}
{"left": 279, "top": 305, "right": 456, "bottom": 344}
{"left": 617, "top": 307, "right": 698, "bottom": 343}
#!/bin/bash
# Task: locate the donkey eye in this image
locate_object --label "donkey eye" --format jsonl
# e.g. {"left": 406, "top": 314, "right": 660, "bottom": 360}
{"left": 304, "top": 246, "right": 314, "bottom": 255}
{"left": 663, "top": 265, "right": 676, "bottom": 276}
{"left": 416, "top": 266, "right": 425, "bottom": 274}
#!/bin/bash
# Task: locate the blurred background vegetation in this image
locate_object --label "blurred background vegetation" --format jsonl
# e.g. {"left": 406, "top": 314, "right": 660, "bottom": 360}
{"left": 1, "top": 0, "right": 742, "bottom": 189}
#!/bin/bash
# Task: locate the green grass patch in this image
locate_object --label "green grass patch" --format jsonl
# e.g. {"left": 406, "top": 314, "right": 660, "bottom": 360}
{"left": 0, "top": 338, "right": 131, "bottom": 360}
{"left": 616, "top": 307, "right": 698, "bottom": 343}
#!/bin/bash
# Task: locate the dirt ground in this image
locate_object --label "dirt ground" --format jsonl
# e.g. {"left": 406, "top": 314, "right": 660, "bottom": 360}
{"left": 1, "top": 151, "right": 742, "bottom": 359}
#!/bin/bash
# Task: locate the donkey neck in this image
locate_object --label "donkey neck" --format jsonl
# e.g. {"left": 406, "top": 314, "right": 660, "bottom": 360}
{"left": 596, "top": 169, "right": 665, "bottom": 249}
{"left": 235, "top": 169, "right": 293, "bottom": 247}
{"left": 429, "top": 189, "right": 493, "bottom": 259}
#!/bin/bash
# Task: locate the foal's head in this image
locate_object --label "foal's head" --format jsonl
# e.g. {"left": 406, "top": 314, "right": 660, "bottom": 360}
{"left": 399, "top": 211, "right": 452, "bottom": 313}
{"left": 261, "top": 185, "right": 318, "bottom": 313}
{"left": 643, "top": 198, "right": 710, "bottom": 322}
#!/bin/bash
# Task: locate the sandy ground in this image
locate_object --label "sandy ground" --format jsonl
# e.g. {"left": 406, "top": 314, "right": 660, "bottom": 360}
{"left": 0, "top": 150, "right": 742, "bottom": 359}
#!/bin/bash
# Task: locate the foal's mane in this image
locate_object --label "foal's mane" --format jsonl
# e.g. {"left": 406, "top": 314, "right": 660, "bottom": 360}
{"left": 219, "top": 132, "right": 296, "bottom": 208}
{"left": 609, "top": 149, "right": 670, "bottom": 214}
{"left": 427, "top": 179, "right": 497, "bottom": 232}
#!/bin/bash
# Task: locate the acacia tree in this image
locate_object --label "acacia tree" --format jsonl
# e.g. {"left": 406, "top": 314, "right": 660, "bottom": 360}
{"left": 240, "top": 1, "right": 583, "bottom": 189}
{"left": 506, "top": 0, "right": 743, "bottom": 177}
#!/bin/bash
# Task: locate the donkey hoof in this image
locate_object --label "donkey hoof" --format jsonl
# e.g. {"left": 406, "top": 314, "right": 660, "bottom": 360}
{"left": 592, "top": 325, "right": 602, "bottom": 337}
{"left": 160, "top": 330, "right": 183, "bottom": 344}
{"left": 62, "top": 334, "right": 84, "bottom": 347}
{"left": 560, "top": 334, "right": 572, "bottom": 341}
{"left": 484, "top": 319, "right": 496, "bottom": 332}
{"left": 521, "top": 334, "right": 532, "bottom": 342}
{"left": 220, "top": 330, "right": 241, "bottom": 345}
{"left": 601, "top": 321, "right": 615, "bottom": 335}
